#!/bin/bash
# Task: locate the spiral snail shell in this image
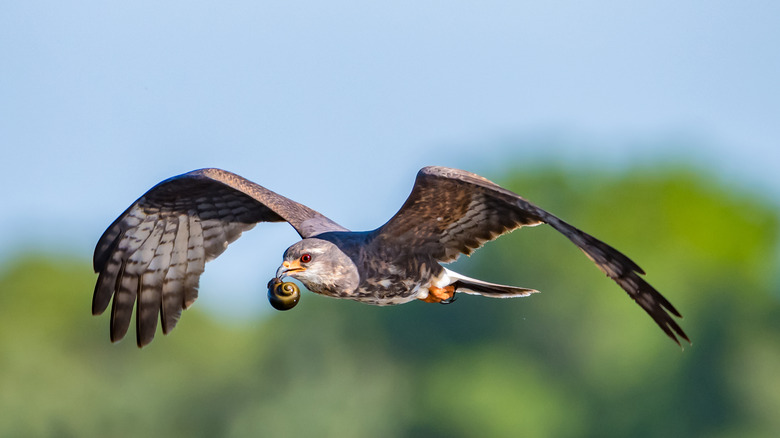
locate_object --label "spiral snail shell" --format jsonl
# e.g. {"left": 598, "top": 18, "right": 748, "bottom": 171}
{"left": 267, "top": 278, "right": 300, "bottom": 311}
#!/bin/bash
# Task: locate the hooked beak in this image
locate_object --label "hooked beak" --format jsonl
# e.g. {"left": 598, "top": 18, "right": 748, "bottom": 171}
{"left": 276, "top": 259, "right": 306, "bottom": 279}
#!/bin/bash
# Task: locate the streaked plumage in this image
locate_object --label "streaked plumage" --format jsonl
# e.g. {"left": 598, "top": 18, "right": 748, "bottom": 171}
{"left": 93, "top": 166, "right": 689, "bottom": 347}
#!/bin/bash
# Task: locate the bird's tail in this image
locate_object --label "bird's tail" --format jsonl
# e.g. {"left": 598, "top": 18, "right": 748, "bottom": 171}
{"left": 445, "top": 268, "right": 538, "bottom": 298}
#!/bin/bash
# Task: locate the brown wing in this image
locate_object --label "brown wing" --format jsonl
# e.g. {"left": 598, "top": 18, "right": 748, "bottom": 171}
{"left": 92, "top": 168, "right": 346, "bottom": 347}
{"left": 375, "top": 166, "right": 689, "bottom": 346}
{"left": 375, "top": 166, "right": 545, "bottom": 262}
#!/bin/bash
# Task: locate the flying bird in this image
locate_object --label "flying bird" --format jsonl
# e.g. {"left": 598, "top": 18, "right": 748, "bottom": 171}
{"left": 92, "top": 166, "right": 689, "bottom": 348}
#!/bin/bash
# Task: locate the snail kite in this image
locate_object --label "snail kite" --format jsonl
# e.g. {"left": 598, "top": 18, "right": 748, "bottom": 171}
{"left": 92, "top": 166, "right": 689, "bottom": 347}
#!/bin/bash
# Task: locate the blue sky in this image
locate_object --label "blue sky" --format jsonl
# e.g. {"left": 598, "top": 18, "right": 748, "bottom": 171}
{"left": 1, "top": 1, "right": 778, "bottom": 317}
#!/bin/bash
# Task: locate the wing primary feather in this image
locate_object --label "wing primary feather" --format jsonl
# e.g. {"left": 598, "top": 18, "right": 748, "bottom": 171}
{"left": 544, "top": 215, "right": 689, "bottom": 345}
{"left": 161, "top": 213, "right": 189, "bottom": 334}
{"left": 109, "top": 214, "right": 162, "bottom": 343}
{"left": 92, "top": 230, "right": 126, "bottom": 315}
{"left": 110, "top": 269, "right": 137, "bottom": 343}
{"left": 136, "top": 216, "right": 178, "bottom": 347}
{"left": 183, "top": 215, "right": 205, "bottom": 309}
{"left": 136, "top": 272, "right": 162, "bottom": 347}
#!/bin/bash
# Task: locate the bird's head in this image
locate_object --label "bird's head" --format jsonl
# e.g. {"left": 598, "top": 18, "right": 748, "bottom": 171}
{"left": 276, "top": 238, "right": 359, "bottom": 296}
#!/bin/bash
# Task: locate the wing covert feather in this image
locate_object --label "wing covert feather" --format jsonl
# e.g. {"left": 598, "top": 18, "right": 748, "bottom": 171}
{"left": 375, "top": 166, "right": 545, "bottom": 262}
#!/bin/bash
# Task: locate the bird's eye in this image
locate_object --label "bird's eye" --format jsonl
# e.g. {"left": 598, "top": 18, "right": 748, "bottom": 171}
{"left": 300, "top": 253, "right": 312, "bottom": 263}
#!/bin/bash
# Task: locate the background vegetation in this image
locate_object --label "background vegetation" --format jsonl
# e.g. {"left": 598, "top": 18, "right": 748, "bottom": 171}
{"left": 1, "top": 163, "right": 777, "bottom": 437}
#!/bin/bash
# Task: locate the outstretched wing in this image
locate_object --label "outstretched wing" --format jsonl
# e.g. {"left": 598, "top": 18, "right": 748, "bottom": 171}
{"left": 93, "top": 168, "right": 346, "bottom": 347}
{"left": 375, "top": 166, "right": 689, "bottom": 345}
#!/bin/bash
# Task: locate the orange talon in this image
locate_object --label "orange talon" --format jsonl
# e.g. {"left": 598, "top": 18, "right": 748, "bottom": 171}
{"left": 419, "top": 285, "right": 456, "bottom": 303}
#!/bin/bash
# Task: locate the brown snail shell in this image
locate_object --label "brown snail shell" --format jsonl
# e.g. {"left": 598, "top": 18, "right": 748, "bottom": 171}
{"left": 267, "top": 278, "right": 300, "bottom": 311}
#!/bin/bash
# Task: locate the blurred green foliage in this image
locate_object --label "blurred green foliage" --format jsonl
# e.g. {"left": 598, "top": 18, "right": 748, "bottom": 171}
{"left": 1, "top": 165, "right": 778, "bottom": 437}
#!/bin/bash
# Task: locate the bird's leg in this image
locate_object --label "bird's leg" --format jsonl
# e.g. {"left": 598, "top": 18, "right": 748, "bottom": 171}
{"left": 440, "top": 295, "right": 457, "bottom": 304}
{"left": 420, "top": 285, "right": 456, "bottom": 304}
